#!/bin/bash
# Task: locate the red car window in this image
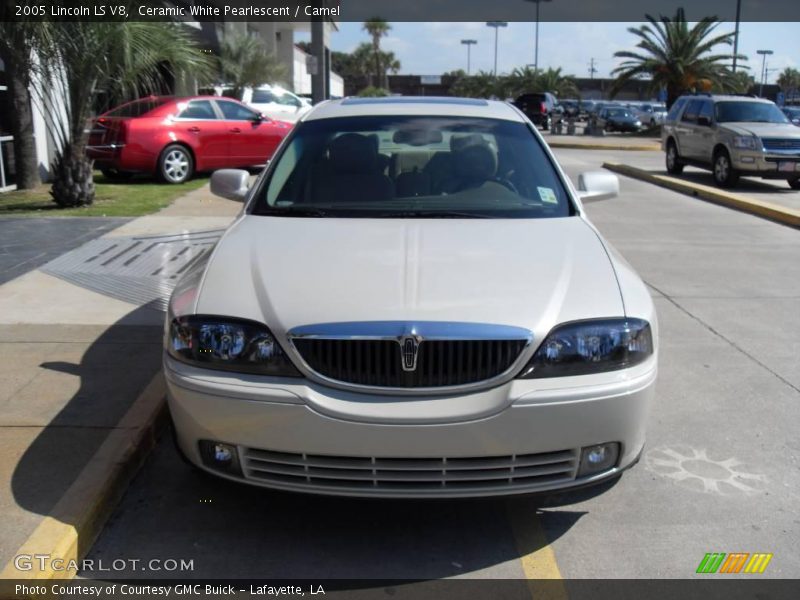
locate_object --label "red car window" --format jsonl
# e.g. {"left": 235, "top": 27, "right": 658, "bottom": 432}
{"left": 177, "top": 101, "right": 217, "bottom": 120}
{"left": 216, "top": 100, "right": 259, "bottom": 121}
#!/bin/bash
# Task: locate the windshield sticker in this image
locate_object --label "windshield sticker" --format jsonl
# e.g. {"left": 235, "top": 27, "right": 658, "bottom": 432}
{"left": 537, "top": 187, "right": 558, "bottom": 204}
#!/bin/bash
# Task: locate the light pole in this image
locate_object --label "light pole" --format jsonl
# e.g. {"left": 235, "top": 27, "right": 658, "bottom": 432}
{"left": 523, "top": 0, "right": 553, "bottom": 73}
{"left": 460, "top": 39, "right": 477, "bottom": 75}
{"left": 757, "top": 49, "right": 773, "bottom": 96}
{"left": 486, "top": 21, "right": 508, "bottom": 78}
{"left": 732, "top": 0, "right": 742, "bottom": 73}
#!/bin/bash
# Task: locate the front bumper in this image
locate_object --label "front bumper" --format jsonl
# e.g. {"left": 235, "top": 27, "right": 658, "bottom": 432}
{"left": 731, "top": 150, "right": 800, "bottom": 178}
{"left": 166, "top": 355, "right": 657, "bottom": 498}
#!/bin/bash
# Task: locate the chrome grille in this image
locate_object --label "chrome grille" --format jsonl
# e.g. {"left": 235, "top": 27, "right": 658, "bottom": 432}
{"left": 242, "top": 448, "right": 579, "bottom": 495}
{"left": 762, "top": 138, "right": 800, "bottom": 152}
{"left": 292, "top": 338, "right": 528, "bottom": 388}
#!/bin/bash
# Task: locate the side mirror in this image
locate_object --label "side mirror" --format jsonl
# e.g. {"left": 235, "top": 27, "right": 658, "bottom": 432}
{"left": 210, "top": 169, "right": 249, "bottom": 202}
{"left": 697, "top": 115, "right": 712, "bottom": 126}
{"left": 577, "top": 170, "right": 619, "bottom": 203}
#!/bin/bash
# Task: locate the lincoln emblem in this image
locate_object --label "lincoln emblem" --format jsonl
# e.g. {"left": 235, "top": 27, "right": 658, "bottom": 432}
{"left": 400, "top": 336, "right": 420, "bottom": 372}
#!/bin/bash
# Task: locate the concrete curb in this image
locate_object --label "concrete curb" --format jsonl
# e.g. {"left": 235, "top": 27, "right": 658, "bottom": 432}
{"left": 603, "top": 162, "right": 800, "bottom": 228}
{"left": 0, "top": 373, "right": 167, "bottom": 585}
{"left": 548, "top": 141, "right": 660, "bottom": 152}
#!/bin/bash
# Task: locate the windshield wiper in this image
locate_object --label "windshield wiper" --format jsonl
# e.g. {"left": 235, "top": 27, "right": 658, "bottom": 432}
{"left": 371, "top": 210, "right": 495, "bottom": 219}
{"left": 257, "top": 206, "right": 331, "bottom": 218}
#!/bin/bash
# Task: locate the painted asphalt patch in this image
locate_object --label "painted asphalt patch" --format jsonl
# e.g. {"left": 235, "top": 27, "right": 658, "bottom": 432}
{"left": 40, "top": 230, "right": 223, "bottom": 309}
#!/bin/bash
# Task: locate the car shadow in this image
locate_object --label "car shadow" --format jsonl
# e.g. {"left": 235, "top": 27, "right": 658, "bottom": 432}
{"left": 9, "top": 304, "right": 163, "bottom": 560}
{"left": 662, "top": 168, "right": 796, "bottom": 194}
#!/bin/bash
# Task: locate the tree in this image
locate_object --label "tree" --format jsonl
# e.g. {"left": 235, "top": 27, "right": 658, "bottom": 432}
{"left": 726, "top": 71, "right": 756, "bottom": 94}
{"left": 0, "top": 23, "right": 43, "bottom": 189}
{"left": 506, "top": 66, "right": 579, "bottom": 98}
{"left": 35, "top": 22, "right": 212, "bottom": 207}
{"left": 776, "top": 67, "right": 800, "bottom": 94}
{"left": 362, "top": 19, "right": 391, "bottom": 88}
{"left": 610, "top": 8, "right": 745, "bottom": 109}
{"left": 219, "top": 34, "right": 287, "bottom": 99}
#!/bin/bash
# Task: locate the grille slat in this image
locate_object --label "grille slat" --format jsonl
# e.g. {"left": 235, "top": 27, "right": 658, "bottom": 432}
{"left": 243, "top": 447, "right": 579, "bottom": 494}
{"left": 293, "top": 337, "right": 527, "bottom": 389}
{"left": 762, "top": 138, "right": 800, "bottom": 152}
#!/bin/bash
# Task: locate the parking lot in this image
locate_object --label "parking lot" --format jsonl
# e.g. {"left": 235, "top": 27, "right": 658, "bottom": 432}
{"left": 74, "top": 148, "right": 800, "bottom": 582}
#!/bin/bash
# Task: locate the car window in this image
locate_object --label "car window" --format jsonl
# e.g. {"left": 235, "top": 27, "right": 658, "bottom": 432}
{"left": 681, "top": 100, "right": 701, "bottom": 123}
{"left": 252, "top": 89, "right": 277, "bottom": 104}
{"left": 254, "top": 115, "right": 573, "bottom": 219}
{"left": 275, "top": 91, "right": 302, "bottom": 107}
{"left": 177, "top": 100, "right": 217, "bottom": 120}
{"left": 715, "top": 101, "right": 789, "bottom": 124}
{"left": 105, "top": 98, "right": 170, "bottom": 118}
{"left": 667, "top": 98, "right": 687, "bottom": 121}
{"left": 699, "top": 101, "right": 714, "bottom": 122}
{"left": 216, "top": 100, "right": 259, "bottom": 121}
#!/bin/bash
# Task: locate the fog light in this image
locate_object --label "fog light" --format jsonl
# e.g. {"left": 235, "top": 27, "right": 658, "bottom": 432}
{"left": 198, "top": 440, "right": 242, "bottom": 475}
{"left": 578, "top": 442, "right": 620, "bottom": 477}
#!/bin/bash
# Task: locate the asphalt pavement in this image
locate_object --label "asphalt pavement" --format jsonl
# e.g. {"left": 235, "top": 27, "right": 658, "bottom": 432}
{"left": 0, "top": 217, "right": 128, "bottom": 285}
{"left": 79, "top": 149, "right": 800, "bottom": 582}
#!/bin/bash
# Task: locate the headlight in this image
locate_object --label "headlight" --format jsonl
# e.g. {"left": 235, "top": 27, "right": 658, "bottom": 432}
{"left": 733, "top": 136, "right": 759, "bottom": 150}
{"left": 517, "top": 318, "right": 653, "bottom": 379}
{"left": 167, "top": 315, "right": 301, "bottom": 376}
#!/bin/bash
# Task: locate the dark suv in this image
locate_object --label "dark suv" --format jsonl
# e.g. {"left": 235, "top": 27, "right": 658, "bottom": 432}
{"left": 513, "top": 92, "right": 558, "bottom": 130}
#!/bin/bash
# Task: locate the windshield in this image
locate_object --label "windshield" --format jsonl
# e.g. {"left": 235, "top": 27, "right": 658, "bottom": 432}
{"left": 715, "top": 101, "right": 789, "bottom": 123}
{"left": 253, "top": 115, "right": 573, "bottom": 219}
{"left": 608, "top": 109, "right": 631, "bottom": 118}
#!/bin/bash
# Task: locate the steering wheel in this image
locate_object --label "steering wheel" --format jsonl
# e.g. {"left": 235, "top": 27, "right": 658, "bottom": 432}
{"left": 491, "top": 176, "right": 518, "bottom": 194}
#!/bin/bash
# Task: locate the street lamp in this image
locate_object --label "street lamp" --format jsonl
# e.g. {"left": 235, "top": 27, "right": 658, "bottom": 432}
{"left": 523, "top": 0, "right": 553, "bottom": 73}
{"left": 460, "top": 39, "right": 477, "bottom": 75}
{"left": 486, "top": 21, "right": 508, "bottom": 78}
{"left": 757, "top": 49, "right": 773, "bottom": 97}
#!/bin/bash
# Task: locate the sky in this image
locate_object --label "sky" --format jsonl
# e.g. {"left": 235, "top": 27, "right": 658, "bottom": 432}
{"left": 316, "top": 22, "right": 798, "bottom": 83}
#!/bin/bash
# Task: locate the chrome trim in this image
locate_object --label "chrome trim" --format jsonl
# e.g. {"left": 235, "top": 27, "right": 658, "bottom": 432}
{"left": 286, "top": 321, "right": 535, "bottom": 396}
{"left": 86, "top": 144, "right": 126, "bottom": 150}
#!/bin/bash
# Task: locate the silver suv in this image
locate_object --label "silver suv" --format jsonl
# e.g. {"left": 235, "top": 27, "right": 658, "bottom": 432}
{"left": 662, "top": 94, "right": 800, "bottom": 189}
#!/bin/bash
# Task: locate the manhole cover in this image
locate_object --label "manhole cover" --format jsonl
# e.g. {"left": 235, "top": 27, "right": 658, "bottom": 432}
{"left": 41, "top": 229, "right": 224, "bottom": 310}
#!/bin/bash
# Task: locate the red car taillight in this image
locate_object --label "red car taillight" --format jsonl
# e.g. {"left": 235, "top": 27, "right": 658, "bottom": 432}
{"left": 540, "top": 102, "right": 547, "bottom": 114}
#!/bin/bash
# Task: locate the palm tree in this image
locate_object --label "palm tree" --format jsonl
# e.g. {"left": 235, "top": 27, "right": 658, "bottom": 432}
{"left": 611, "top": 8, "right": 745, "bottom": 109}
{"left": 219, "top": 34, "right": 287, "bottom": 99}
{"left": 33, "top": 22, "right": 212, "bottom": 207}
{"left": 727, "top": 71, "right": 756, "bottom": 94}
{"left": 0, "top": 23, "right": 45, "bottom": 189}
{"left": 362, "top": 19, "right": 391, "bottom": 88}
{"left": 776, "top": 67, "right": 800, "bottom": 94}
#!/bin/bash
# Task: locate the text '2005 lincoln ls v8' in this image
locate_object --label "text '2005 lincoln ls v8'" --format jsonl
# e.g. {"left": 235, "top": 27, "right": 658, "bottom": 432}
{"left": 165, "top": 96, "right": 658, "bottom": 498}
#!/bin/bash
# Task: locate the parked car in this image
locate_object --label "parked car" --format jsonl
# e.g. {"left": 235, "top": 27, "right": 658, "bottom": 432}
{"left": 782, "top": 106, "right": 800, "bottom": 126}
{"left": 662, "top": 94, "right": 800, "bottom": 189}
{"left": 165, "top": 96, "right": 658, "bottom": 498}
{"left": 596, "top": 106, "right": 642, "bottom": 132}
{"left": 87, "top": 96, "right": 292, "bottom": 183}
{"left": 631, "top": 102, "right": 667, "bottom": 127}
{"left": 513, "top": 92, "right": 559, "bottom": 130}
{"left": 240, "top": 84, "right": 312, "bottom": 123}
{"left": 559, "top": 99, "right": 580, "bottom": 118}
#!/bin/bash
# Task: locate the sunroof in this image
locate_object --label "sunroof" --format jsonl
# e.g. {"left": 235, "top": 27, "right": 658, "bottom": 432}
{"left": 341, "top": 97, "right": 489, "bottom": 106}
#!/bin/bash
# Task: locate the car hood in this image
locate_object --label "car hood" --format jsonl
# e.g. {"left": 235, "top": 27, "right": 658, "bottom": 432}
{"left": 720, "top": 122, "right": 800, "bottom": 138}
{"left": 194, "top": 216, "right": 624, "bottom": 341}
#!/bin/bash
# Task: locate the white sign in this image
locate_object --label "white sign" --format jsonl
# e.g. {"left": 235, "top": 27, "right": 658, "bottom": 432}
{"left": 306, "top": 55, "right": 318, "bottom": 76}
{"left": 420, "top": 75, "right": 442, "bottom": 85}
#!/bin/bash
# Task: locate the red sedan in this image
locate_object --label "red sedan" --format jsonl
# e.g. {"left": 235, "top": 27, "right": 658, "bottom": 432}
{"left": 87, "top": 96, "right": 293, "bottom": 183}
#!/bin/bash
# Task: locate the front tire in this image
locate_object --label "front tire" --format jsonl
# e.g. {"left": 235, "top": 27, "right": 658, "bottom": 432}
{"left": 789, "top": 177, "right": 800, "bottom": 190}
{"left": 712, "top": 149, "right": 739, "bottom": 188}
{"left": 665, "top": 140, "right": 684, "bottom": 174}
{"left": 158, "top": 144, "right": 194, "bottom": 184}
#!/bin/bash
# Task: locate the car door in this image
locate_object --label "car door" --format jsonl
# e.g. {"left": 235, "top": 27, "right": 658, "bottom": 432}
{"left": 676, "top": 99, "right": 702, "bottom": 159}
{"left": 214, "top": 99, "right": 284, "bottom": 166}
{"left": 694, "top": 100, "right": 716, "bottom": 163}
{"left": 173, "top": 99, "right": 229, "bottom": 170}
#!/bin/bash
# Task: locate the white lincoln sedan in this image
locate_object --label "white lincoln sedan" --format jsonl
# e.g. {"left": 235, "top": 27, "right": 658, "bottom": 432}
{"left": 165, "top": 97, "right": 657, "bottom": 498}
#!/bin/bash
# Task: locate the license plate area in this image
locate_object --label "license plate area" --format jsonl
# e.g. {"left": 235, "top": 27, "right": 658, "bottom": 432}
{"left": 777, "top": 161, "right": 798, "bottom": 173}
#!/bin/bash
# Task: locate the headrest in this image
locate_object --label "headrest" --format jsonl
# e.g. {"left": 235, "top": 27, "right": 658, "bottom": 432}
{"left": 329, "top": 133, "right": 377, "bottom": 173}
{"left": 450, "top": 133, "right": 488, "bottom": 152}
{"left": 451, "top": 135, "right": 497, "bottom": 182}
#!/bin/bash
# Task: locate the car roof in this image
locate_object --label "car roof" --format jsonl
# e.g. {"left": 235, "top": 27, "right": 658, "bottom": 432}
{"left": 304, "top": 97, "right": 526, "bottom": 122}
{"left": 678, "top": 94, "right": 774, "bottom": 104}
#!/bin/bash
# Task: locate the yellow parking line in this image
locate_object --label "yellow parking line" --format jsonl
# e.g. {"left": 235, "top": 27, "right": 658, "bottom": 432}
{"left": 506, "top": 499, "right": 568, "bottom": 600}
